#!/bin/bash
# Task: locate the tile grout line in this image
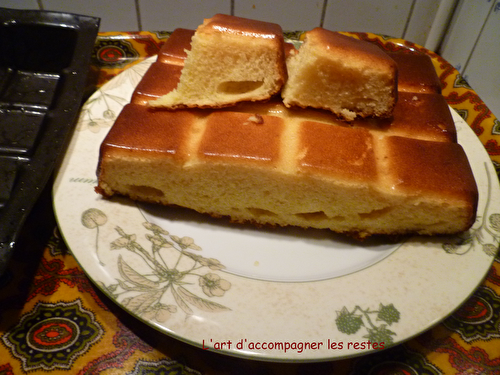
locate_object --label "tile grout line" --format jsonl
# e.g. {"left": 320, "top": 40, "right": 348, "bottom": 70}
{"left": 320, "top": 0, "right": 328, "bottom": 27}
{"left": 135, "top": 0, "right": 143, "bottom": 31}
{"left": 402, "top": 0, "right": 417, "bottom": 39}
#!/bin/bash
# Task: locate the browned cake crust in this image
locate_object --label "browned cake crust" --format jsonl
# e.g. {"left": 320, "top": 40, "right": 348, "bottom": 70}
{"left": 157, "top": 26, "right": 297, "bottom": 64}
{"left": 201, "top": 13, "right": 284, "bottom": 39}
{"left": 131, "top": 60, "right": 456, "bottom": 143}
{"left": 309, "top": 29, "right": 397, "bottom": 69}
{"left": 353, "top": 92, "right": 456, "bottom": 142}
{"left": 157, "top": 28, "right": 195, "bottom": 65}
{"left": 387, "top": 51, "right": 442, "bottom": 94}
{"left": 96, "top": 24, "right": 478, "bottom": 238}
{"left": 132, "top": 62, "right": 183, "bottom": 105}
{"left": 383, "top": 136, "right": 477, "bottom": 205}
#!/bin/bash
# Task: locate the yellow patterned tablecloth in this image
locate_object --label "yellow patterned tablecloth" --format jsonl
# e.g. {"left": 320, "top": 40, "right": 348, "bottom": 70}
{"left": 0, "top": 31, "right": 499, "bottom": 374}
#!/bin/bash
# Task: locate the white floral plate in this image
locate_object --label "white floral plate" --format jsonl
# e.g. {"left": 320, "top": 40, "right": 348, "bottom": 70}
{"left": 53, "top": 56, "right": 500, "bottom": 362}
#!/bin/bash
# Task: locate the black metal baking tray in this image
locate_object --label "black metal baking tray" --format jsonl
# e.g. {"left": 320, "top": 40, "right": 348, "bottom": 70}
{"left": 0, "top": 8, "right": 100, "bottom": 276}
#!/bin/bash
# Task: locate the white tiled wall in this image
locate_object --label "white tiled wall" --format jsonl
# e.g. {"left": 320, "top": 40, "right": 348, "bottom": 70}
{"left": 139, "top": 0, "right": 230, "bottom": 30}
{"left": 1, "top": 0, "right": 38, "bottom": 9}
{"left": 1, "top": 0, "right": 498, "bottom": 118}
{"left": 1, "top": 0, "right": 445, "bottom": 46}
{"left": 233, "top": 0, "right": 324, "bottom": 31}
{"left": 462, "top": 3, "right": 500, "bottom": 119}
{"left": 440, "top": 0, "right": 500, "bottom": 118}
{"left": 323, "top": 0, "right": 414, "bottom": 38}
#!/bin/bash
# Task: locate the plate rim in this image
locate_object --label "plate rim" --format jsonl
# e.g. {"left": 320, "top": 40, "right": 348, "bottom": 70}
{"left": 52, "top": 40, "right": 500, "bottom": 363}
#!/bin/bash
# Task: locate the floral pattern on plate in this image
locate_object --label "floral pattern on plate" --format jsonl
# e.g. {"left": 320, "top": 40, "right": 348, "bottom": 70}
{"left": 81, "top": 208, "right": 232, "bottom": 322}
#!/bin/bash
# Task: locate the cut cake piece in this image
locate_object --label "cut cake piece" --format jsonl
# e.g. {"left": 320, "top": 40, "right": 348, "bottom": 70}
{"left": 150, "top": 14, "right": 287, "bottom": 109}
{"left": 131, "top": 31, "right": 456, "bottom": 143}
{"left": 282, "top": 28, "right": 398, "bottom": 121}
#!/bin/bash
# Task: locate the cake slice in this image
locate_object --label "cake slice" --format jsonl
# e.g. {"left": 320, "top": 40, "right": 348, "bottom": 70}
{"left": 96, "top": 103, "right": 477, "bottom": 238}
{"left": 282, "top": 28, "right": 398, "bottom": 121}
{"left": 150, "top": 14, "right": 287, "bottom": 109}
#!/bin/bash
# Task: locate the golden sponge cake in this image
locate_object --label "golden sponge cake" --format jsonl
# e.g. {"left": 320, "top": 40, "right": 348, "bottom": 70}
{"left": 282, "top": 28, "right": 398, "bottom": 120}
{"left": 97, "top": 102, "right": 477, "bottom": 238}
{"left": 96, "top": 25, "right": 478, "bottom": 238}
{"left": 150, "top": 14, "right": 287, "bottom": 109}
